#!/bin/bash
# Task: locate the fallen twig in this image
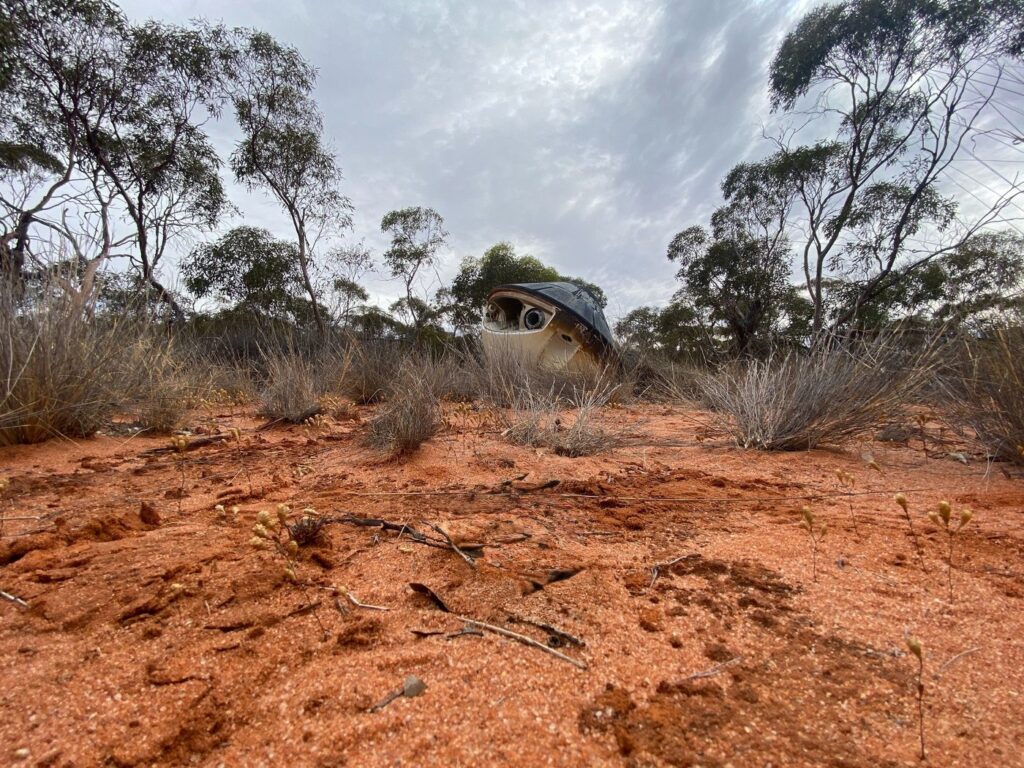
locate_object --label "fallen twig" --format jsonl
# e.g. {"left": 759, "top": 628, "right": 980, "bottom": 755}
{"left": 429, "top": 524, "right": 477, "bottom": 568}
{"left": 934, "top": 646, "right": 982, "bottom": 679}
{"left": 140, "top": 433, "right": 233, "bottom": 456}
{"left": 338, "top": 587, "right": 390, "bottom": 611}
{"left": 0, "top": 589, "right": 28, "bottom": 608}
{"left": 650, "top": 554, "right": 695, "bottom": 587}
{"left": 457, "top": 614, "right": 587, "bottom": 670}
{"left": 257, "top": 405, "right": 323, "bottom": 432}
{"left": 507, "top": 615, "right": 585, "bottom": 648}
{"left": 677, "top": 656, "right": 744, "bottom": 682}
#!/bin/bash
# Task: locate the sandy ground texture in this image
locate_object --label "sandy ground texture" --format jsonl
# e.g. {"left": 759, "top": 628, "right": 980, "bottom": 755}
{"left": 1, "top": 403, "right": 1023, "bottom": 767}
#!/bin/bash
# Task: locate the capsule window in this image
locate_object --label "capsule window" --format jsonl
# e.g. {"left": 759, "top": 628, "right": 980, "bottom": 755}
{"left": 523, "top": 308, "right": 546, "bottom": 330}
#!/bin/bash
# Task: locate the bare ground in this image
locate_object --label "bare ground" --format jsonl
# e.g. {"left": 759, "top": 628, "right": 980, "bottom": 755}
{"left": 1, "top": 403, "right": 1022, "bottom": 767}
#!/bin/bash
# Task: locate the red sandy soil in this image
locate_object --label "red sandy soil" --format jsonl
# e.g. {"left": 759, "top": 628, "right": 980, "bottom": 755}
{"left": 1, "top": 403, "right": 1022, "bottom": 767}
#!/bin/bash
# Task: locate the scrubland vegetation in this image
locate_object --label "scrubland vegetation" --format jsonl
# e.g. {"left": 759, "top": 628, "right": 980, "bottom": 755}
{"left": 2, "top": 0, "right": 1024, "bottom": 766}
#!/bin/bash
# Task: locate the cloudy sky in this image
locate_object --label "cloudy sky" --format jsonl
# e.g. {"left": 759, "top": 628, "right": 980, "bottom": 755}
{"left": 119, "top": 0, "right": 815, "bottom": 323}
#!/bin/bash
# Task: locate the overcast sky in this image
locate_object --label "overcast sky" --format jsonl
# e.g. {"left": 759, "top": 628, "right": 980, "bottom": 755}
{"left": 118, "top": 0, "right": 816, "bottom": 323}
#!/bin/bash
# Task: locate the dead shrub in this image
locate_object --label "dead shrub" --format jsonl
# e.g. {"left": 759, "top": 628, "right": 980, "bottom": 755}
{"left": 503, "top": 374, "right": 624, "bottom": 457}
{"left": 365, "top": 362, "right": 441, "bottom": 456}
{"left": 941, "top": 327, "right": 1024, "bottom": 463}
{"left": 341, "top": 341, "right": 403, "bottom": 404}
{"left": 258, "top": 347, "right": 323, "bottom": 423}
{"left": 132, "top": 347, "right": 210, "bottom": 433}
{"left": 697, "top": 337, "right": 935, "bottom": 450}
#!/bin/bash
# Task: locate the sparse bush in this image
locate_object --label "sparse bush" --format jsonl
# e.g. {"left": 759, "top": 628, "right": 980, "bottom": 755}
{"left": 503, "top": 375, "right": 624, "bottom": 457}
{"left": 258, "top": 347, "right": 323, "bottom": 423}
{"left": 0, "top": 288, "right": 165, "bottom": 445}
{"left": 941, "top": 327, "right": 1024, "bottom": 463}
{"left": 366, "top": 361, "right": 441, "bottom": 456}
{"left": 697, "top": 338, "right": 935, "bottom": 450}
{"left": 132, "top": 347, "right": 211, "bottom": 432}
{"left": 341, "top": 341, "right": 404, "bottom": 404}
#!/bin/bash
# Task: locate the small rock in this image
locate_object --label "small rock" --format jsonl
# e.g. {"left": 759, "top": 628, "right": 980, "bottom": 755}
{"left": 139, "top": 502, "right": 161, "bottom": 526}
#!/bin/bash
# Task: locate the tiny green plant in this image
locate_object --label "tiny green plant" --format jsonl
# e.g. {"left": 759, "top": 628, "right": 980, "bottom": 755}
{"left": 928, "top": 501, "right": 973, "bottom": 604}
{"left": 894, "top": 494, "right": 927, "bottom": 570}
{"left": 834, "top": 469, "right": 859, "bottom": 536}
{"left": 799, "top": 505, "right": 827, "bottom": 582}
{"left": 905, "top": 635, "right": 926, "bottom": 761}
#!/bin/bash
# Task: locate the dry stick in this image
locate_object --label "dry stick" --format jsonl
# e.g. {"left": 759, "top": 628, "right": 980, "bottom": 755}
{"left": 650, "top": 554, "right": 694, "bottom": 587}
{"left": 456, "top": 615, "right": 587, "bottom": 670}
{"left": 933, "top": 646, "right": 982, "bottom": 679}
{"left": 429, "top": 524, "right": 476, "bottom": 569}
{"left": 677, "top": 656, "right": 744, "bottom": 683}
{"left": 913, "top": 651, "right": 926, "bottom": 761}
{"left": 340, "top": 589, "right": 390, "bottom": 611}
{"left": 1, "top": 589, "right": 28, "bottom": 608}
{"left": 139, "top": 433, "right": 233, "bottom": 456}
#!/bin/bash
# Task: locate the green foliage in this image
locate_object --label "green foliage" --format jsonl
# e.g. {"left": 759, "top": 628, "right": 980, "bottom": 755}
{"left": 445, "top": 241, "right": 607, "bottom": 330}
{"left": 226, "top": 28, "right": 351, "bottom": 333}
{"left": 182, "top": 226, "right": 308, "bottom": 321}
{"left": 446, "top": 242, "right": 559, "bottom": 329}
{"left": 667, "top": 174, "right": 807, "bottom": 355}
{"left": 380, "top": 207, "right": 447, "bottom": 332}
{"left": 614, "top": 300, "right": 711, "bottom": 361}
{"left": 1, "top": 1, "right": 231, "bottom": 315}
{"left": 769, "top": 0, "right": 1023, "bottom": 110}
{"left": 822, "top": 231, "right": 1024, "bottom": 330}
{"left": 757, "top": 0, "right": 1024, "bottom": 340}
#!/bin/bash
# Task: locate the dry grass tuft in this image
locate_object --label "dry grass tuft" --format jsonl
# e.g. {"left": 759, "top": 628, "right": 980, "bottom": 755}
{"left": 365, "top": 361, "right": 441, "bottom": 456}
{"left": 503, "top": 374, "right": 625, "bottom": 457}
{"left": 941, "top": 327, "right": 1024, "bottom": 463}
{"left": 0, "top": 288, "right": 168, "bottom": 445}
{"left": 257, "top": 347, "right": 323, "bottom": 423}
{"left": 341, "top": 341, "right": 403, "bottom": 404}
{"left": 697, "top": 337, "right": 935, "bottom": 450}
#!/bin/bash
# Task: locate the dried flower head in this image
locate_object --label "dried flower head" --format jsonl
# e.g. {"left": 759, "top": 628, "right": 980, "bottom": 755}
{"left": 895, "top": 493, "right": 908, "bottom": 512}
{"left": 253, "top": 523, "right": 269, "bottom": 539}
{"left": 959, "top": 509, "right": 973, "bottom": 528}
{"left": 905, "top": 636, "right": 923, "bottom": 659}
{"left": 938, "top": 501, "right": 952, "bottom": 524}
{"left": 256, "top": 510, "right": 271, "bottom": 526}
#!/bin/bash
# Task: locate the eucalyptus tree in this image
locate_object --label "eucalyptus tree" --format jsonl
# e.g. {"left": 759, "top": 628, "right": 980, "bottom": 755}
{"left": 668, "top": 160, "right": 799, "bottom": 355}
{"left": 380, "top": 206, "right": 447, "bottom": 333}
{"left": 0, "top": 0, "right": 230, "bottom": 318}
{"left": 748, "top": 0, "right": 1024, "bottom": 340}
{"left": 181, "top": 226, "right": 307, "bottom": 321}
{"left": 226, "top": 30, "right": 351, "bottom": 335}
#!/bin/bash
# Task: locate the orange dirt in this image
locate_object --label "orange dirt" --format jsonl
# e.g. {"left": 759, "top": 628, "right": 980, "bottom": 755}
{"left": 1, "top": 404, "right": 1022, "bottom": 767}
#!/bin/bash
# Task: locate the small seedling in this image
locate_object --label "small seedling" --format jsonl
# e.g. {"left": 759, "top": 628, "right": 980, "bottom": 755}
{"left": 799, "top": 505, "right": 827, "bottom": 582}
{"left": 171, "top": 435, "right": 188, "bottom": 514}
{"left": 928, "top": 501, "right": 973, "bottom": 604}
{"left": 915, "top": 413, "right": 930, "bottom": 458}
{"left": 894, "top": 494, "right": 926, "bottom": 570}
{"left": 905, "top": 635, "right": 926, "bottom": 761}
{"left": 834, "top": 470, "right": 859, "bottom": 536}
